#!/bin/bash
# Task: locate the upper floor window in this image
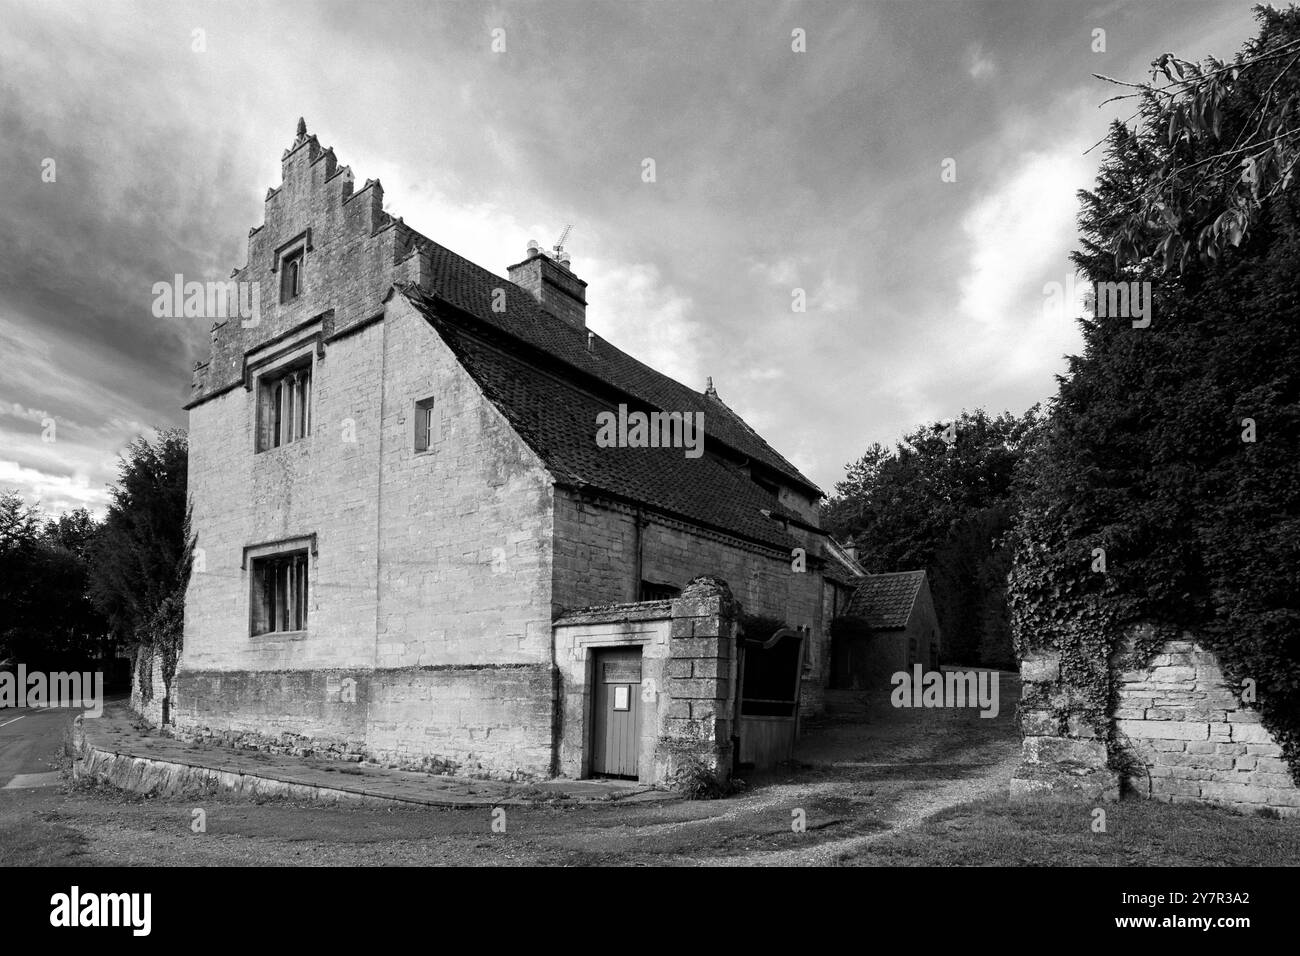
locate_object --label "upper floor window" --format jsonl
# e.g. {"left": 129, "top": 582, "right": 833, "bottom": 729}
{"left": 414, "top": 397, "right": 436, "bottom": 452}
{"left": 280, "top": 248, "right": 304, "bottom": 303}
{"left": 257, "top": 359, "right": 311, "bottom": 452}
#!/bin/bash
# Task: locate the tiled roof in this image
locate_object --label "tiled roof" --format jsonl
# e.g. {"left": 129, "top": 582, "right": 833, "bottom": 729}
{"left": 821, "top": 537, "right": 868, "bottom": 588}
{"left": 845, "top": 571, "right": 927, "bottom": 630}
{"left": 409, "top": 239, "right": 820, "bottom": 495}
{"left": 408, "top": 295, "right": 801, "bottom": 552}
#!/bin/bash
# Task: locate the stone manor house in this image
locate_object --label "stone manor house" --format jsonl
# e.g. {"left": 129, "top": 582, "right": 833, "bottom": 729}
{"left": 165, "top": 120, "right": 872, "bottom": 785}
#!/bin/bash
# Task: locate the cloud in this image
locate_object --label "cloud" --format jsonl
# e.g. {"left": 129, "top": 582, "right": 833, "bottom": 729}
{"left": 585, "top": 259, "right": 704, "bottom": 391}
{"left": 966, "top": 43, "right": 997, "bottom": 80}
{"left": 959, "top": 150, "right": 1089, "bottom": 326}
{"left": 0, "top": 459, "right": 109, "bottom": 516}
{"left": 0, "top": 0, "right": 1264, "bottom": 503}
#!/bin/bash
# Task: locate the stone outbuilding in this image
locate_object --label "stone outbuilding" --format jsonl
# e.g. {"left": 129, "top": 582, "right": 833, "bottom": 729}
{"left": 831, "top": 570, "right": 941, "bottom": 697}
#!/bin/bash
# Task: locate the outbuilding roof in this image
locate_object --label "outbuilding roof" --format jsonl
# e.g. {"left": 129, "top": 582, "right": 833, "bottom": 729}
{"left": 844, "top": 570, "right": 928, "bottom": 630}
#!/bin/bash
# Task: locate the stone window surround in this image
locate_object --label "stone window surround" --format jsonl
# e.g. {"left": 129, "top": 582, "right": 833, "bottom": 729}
{"left": 249, "top": 340, "right": 319, "bottom": 455}
{"left": 270, "top": 228, "right": 313, "bottom": 306}
{"left": 240, "top": 312, "right": 330, "bottom": 390}
{"left": 413, "top": 395, "right": 437, "bottom": 454}
{"left": 280, "top": 248, "right": 305, "bottom": 303}
{"left": 243, "top": 534, "right": 317, "bottom": 642}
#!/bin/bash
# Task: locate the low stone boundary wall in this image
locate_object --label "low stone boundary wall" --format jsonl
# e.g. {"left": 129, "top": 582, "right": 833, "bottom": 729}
{"left": 167, "top": 663, "right": 554, "bottom": 780}
{"left": 70, "top": 716, "right": 418, "bottom": 808}
{"left": 1115, "top": 637, "right": 1299, "bottom": 817}
{"left": 1012, "top": 627, "right": 1299, "bottom": 817}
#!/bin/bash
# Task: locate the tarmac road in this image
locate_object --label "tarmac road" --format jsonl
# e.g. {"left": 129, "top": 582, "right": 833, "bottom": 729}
{"left": 0, "top": 705, "right": 69, "bottom": 791}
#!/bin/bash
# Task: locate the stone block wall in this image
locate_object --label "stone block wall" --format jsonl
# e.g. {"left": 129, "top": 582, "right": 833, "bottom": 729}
{"left": 128, "top": 647, "right": 170, "bottom": 727}
{"left": 173, "top": 664, "right": 553, "bottom": 778}
{"left": 372, "top": 295, "right": 554, "bottom": 669}
{"left": 656, "top": 578, "right": 740, "bottom": 782}
{"left": 551, "top": 491, "right": 831, "bottom": 715}
{"left": 1011, "top": 644, "right": 1122, "bottom": 803}
{"left": 1012, "top": 627, "right": 1299, "bottom": 817}
{"left": 178, "top": 279, "right": 557, "bottom": 779}
{"left": 1115, "top": 636, "right": 1299, "bottom": 817}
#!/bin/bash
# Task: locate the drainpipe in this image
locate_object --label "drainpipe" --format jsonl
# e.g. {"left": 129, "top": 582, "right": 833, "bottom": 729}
{"left": 632, "top": 507, "right": 646, "bottom": 601}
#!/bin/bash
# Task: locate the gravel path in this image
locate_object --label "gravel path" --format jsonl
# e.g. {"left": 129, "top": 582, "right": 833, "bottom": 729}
{"left": 2, "top": 674, "right": 1023, "bottom": 866}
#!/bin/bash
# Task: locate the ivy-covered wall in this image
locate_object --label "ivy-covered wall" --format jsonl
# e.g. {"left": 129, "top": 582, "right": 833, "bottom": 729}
{"left": 1011, "top": 624, "right": 1299, "bottom": 817}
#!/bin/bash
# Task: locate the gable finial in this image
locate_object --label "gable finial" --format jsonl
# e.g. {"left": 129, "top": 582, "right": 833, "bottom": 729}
{"left": 296, "top": 117, "right": 307, "bottom": 140}
{"left": 704, "top": 376, "right": 717, "bottom": 397}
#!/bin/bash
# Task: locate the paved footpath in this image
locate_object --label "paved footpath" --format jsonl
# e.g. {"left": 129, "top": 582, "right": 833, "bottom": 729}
{"left": 77, "top": 704, "right": 667, "bottom": 808}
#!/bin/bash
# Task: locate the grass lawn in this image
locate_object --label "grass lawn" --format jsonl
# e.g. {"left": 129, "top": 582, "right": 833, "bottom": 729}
{"left": 839, "top": 796, "right": 1300, "bottom": 866}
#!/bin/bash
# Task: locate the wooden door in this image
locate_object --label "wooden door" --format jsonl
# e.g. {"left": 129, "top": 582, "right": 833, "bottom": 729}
{"left": 591, "top": 648, "right": 642, "bottom": 778}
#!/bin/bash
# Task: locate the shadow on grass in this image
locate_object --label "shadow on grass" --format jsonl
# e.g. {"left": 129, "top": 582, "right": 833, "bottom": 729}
{"left": 835, "top": 795, "right": 1300, "bottom": 866}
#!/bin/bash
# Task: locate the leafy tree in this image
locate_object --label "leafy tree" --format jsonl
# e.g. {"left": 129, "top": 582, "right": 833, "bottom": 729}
{"left": 88, "top": 429, "right": 193, "bottom": 721}
{"left": 0, "top": 491, "right": 42, "bottom": 662}
{"left": 826, "top": 408, "right": 1040, "bottom": 667}
{"left": 1097, "top": 5, "right": 1300, "bottom": 272}
{"left": 0, "top": 491, "right": 40, "bottom": 551}
{"left": 0, "top": 494, "right": 107, "bottom": 670}
{"left": 42, "top": 508, "right": 99, "bottom": 557}
{"left": 1010, "top": 5, "right": 1300, "bottom": 778}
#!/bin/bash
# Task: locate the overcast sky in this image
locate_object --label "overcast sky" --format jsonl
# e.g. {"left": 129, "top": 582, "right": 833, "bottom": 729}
{"left": 0, "top": 0, "right": 1263, "bottom": 514}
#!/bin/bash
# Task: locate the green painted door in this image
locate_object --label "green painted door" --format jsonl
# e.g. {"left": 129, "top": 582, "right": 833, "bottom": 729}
{"left": 591, "top": 648, "right": 642, "bottom": 778}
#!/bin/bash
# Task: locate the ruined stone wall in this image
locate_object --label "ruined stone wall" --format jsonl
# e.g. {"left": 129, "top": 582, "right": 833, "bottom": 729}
{"left": 1012, "top": 628, "right": 1299, "bottom": 817}
{"left": 128, "top": 647, "right": 169, "bottom": 727}
{"left": 1115, "top": 636, "right": 1299, "bottom": 817}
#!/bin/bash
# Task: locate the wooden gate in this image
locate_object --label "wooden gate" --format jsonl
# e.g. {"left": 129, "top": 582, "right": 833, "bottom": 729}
{"left": 591, "top": 647, "right": 643, "bottom": 778}
{"left": 736, "top": 627, "right": 804, "bottom": 769}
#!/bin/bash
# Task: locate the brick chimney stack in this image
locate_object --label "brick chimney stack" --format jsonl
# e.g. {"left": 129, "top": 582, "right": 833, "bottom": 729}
{"left": 507, "top": 240, "right": 588, "bottom": 329}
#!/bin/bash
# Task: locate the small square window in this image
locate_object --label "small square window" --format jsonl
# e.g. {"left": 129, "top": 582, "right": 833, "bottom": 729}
{"left": 280, "top": 248, "right": 305, "bottom": 303}
{"left": 251, "top": 550, "right": 309, "bottom": 635}
{"left": 414, "top": 397, "right": 436, "bottom": 452}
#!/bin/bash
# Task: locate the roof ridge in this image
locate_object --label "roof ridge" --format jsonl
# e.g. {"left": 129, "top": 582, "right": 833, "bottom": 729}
{"left": 390, "top": 230, "right": 821, "bottom": 495}
{"left": 399, "top": 282, "right": 820, "bottom": 493}
{"left": 705, "top": 390, "right": 813, "bottom": 486}
{"left": 421, "top": 314, "right": 799, "bottom": 553}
